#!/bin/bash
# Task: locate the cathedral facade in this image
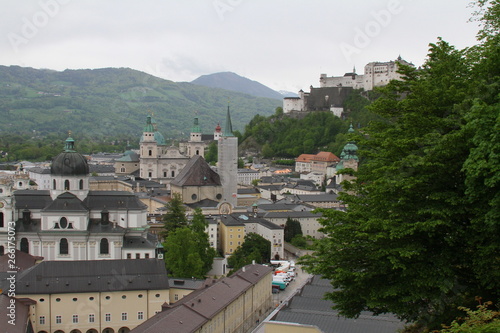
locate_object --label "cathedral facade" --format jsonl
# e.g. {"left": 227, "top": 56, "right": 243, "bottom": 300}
{"left": 0, "top": 136, "right": 158, "bottom": 261}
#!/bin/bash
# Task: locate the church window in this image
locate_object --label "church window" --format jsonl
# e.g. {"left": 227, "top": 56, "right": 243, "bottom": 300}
{"left": 64, "top": 180, "right": 70, "bottom": 190}
{"left": 163, "top": 172, "right": 167, "bottom": 177}
{"left": 59, "top": 238, "right": 68, "bottom": 255}
{"left": 100, "top": 238, "right": 109, "bottom": 255}
{"left": 148, "top": 172, "right": 152, "bottom": 178}
{"left": 196, "top": 150, "right": 199, "bottom": 155}
{"left": 121, "top": 168, "right": 125, "bottom": 173}
{"left": 216, "top": 194, "right": 222, "bottom": 200}
{"left": 0, "top": 212, "right": 3, "bottom": 228}
{"left": 53, "top": 179, "right": 56, "bottom": 190}
{"left": 191, "top": 194, "right": 197, "bottom": 200}
{"left": 60, "top": 217, "right": 68, "bottom": 229}
{"left": 171, "top": 170, "right": 175, "bottom": 177}
{"left": 79, "top": 179, "right": 84, "bottom": 190}
{"left": 148, "top": 150, "right": 152, "bottom": 156}
{"left": 20, "top": 238, "right": 29, "bottom": 253}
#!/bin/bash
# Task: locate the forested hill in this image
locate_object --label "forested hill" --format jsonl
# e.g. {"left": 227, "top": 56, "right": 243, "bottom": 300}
{"left": 0, "top": 66, "right": 280, "bottom": 139}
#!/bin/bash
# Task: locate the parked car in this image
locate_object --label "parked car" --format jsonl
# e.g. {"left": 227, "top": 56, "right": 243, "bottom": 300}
{"left": 272, "top": 280, "right": 287, "bottom": 290}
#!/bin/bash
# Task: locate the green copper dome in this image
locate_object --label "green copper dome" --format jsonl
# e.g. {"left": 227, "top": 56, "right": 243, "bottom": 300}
{"left": 51, "top": 135, "right": 89, "bottom": 176}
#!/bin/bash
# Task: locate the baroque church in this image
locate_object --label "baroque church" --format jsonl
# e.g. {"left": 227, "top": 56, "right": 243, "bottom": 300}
{"left": 0, "top": 135, "right": 159, "bottom": 261}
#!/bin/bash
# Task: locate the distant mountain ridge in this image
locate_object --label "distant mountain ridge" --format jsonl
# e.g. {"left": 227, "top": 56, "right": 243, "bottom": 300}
{"left": 191, "top": 72, "right": 283, "bottom": 100}
{"left": 0, "top": 66, "right": 280, "bottom": 140}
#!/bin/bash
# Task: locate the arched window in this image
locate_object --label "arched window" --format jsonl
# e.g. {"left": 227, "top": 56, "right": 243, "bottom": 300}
{"left": 53, "top": 179, "right": 56, "bottom": 190}
{"left": 60, "top": 238, "right": 68, "bottom": 255}
{"left": 100, "top": 238, "right": 109, "bottom": 255}
{"left": 20, "top": 238, "right": 29, "bottom": 253}
{"left": 60, "top": 217, "right": 68, "bottom": 229}
{"left": 64, "top": 180, "right": 70, "bottom": 190}
{"left": 79, "top": 179, "right": 84, "bottom": 190}
{"left": 0, "top": 212, "right": 4, "bottom": 228}
{"left": 171, "top": 170, "right": 175, "bottom": 178}
{"left": 148, "top": 150, "right": 152, "bottom": 156}
{"left": 196, "top": 150, "right": 199, "bottom": 155}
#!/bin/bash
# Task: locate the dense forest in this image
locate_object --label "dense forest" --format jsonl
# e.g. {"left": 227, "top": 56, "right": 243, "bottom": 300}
{"left": 240, "top": 89, "right": 381, "bottom": 158}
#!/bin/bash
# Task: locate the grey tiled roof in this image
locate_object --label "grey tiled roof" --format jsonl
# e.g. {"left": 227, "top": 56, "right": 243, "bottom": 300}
{"left": 84, "top": 191, "right": 148, "bottom": 210}
{"left": 14, "top": 190, "right": 52, "bottom": 209}
{"left": 15, "top": 259, "right": 169, "bottom": 294}
{"left": 123, "top": 236, "right": 157, "bottom": 249}
{"left": 170, "top": 155, "right": 221, "bottom": 187}
{"left": 132, "top": 264, "right": 272, "bottom": 333}
{"left": 42, "top": 192, "right": 88, "bottom": 212}
{"left": 273, "top": 276, "right": 405, "bottom": 333}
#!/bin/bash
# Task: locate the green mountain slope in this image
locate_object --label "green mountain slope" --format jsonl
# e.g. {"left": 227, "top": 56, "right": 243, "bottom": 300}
{"left": 0, "top": 66, "right": 280, "bottom": 139}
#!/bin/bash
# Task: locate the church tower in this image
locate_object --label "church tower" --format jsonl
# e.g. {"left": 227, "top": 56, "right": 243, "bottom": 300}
{"left": 187, "top": 116, "right": 205, "bottom": 158}
{"left": 217, "top": 105, "right": 238, "bottom": 208}
{"left": 139, "top": 114, "right": 165, "bottom": 179}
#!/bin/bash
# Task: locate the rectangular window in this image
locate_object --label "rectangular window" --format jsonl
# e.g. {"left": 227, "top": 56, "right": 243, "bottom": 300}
{"left": 39, "top": 316, "right": 45, "bottom": 325}
{"left": 56, "top": 315, "right": 62, "bottom": 324}
{"left": 174, "top": 294, "right": 179, "bottom": 301}
{"left": 122, "top": 312, "right": 127, "bottom": 321}
{"left": 145, "top": 253, "right": 150, "bottom": 258}
{"left": 105, "top": 313, "right": 111, "bottom": 322}
{"left": 127, "top": 253, "right": 131, "bottom": 259}
{"left": 73, "top": 315, "right": 78, "bottom": 323}
{"left": 138, "top": 311, "right": 144, "bottom": 320}
{"left": 89, "top": 314, "right": 95, "bottom": 323}
{"left": 136, "top": 253, "right": 140, "bottom": 259}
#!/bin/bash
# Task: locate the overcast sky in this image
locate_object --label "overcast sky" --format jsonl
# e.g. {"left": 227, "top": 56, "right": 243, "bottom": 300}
{"left": 1, "top": 0, "right": 481, "bottom": 92}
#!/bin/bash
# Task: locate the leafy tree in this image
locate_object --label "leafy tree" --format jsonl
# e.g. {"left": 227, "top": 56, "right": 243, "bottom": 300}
{"left": 290, "top": 234, "right": 307, "bottom": 249}
{"left": 227, "top": 233, "right": 270, "bottom": 274}
{"left": 163, "top": 227, "right": 205, "bottom": 278}
{"left": 205, "top": 141, "right": 218, "bottom": 165}
{"left": 438, "top": 301, "right": 500, "bottom": 333}
{"left": 300, "top": 10, "right": 500, "bottom": 329}
{"left": 163, "top": 209, "right": 217, "bottom": 278}
{"left": 190, "top": 208, "right": 217, "bottom": 273}
{"left": 161, "top": 193, "right": 187, "bottom": 239}
{"left": 237, "top": 157, "right": 245, "bottom": 168}
{"left": 284, "top": 217, "right": 302, "bottom": 242}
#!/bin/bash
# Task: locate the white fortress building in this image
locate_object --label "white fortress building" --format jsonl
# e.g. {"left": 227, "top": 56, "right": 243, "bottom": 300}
{"left": 284, "top": 56, "right": 414, "bottom": 115}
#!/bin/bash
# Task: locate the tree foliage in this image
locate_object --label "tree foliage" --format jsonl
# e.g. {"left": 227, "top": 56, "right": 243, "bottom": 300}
{"left": 161, "top": 193, "right": 188, "bottom": 239}
{"left": 300, "top": 4, "right": 500, "bottom": 329}
{"left": 284, "top": 217, "right": 302, "bottom": 242}
{"left": 163, "top": 227, "right": 205, "bottom": 278}
{"left": 163, "top": 208, "right": 216, "bottom": 278}
{"left": 227, "top": 233, "right": 271, "bottom": 274}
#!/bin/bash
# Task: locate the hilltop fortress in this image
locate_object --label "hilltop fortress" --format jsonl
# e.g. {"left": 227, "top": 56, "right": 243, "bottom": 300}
{"left": 284, "top": 56, "right": 413, "bottom": 117}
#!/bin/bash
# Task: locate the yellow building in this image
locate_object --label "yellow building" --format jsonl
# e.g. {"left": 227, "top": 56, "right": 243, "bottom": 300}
{"left": 218, "top": 215, "right": 245, "bottom": 256}
{"left": 132, "top": 263, "right": 274, "bottom": 333}
{"left": 15, "top": 259, "right": 170, "bottom": 333}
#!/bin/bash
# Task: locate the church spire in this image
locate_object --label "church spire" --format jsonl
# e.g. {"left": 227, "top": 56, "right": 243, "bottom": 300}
{"left": 223, "top": 104, "right": 234, "bottom": 137}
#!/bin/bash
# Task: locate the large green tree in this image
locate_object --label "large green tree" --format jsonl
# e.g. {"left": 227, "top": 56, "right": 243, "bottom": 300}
{"left": 190, "top": 208, "right": 217, "bottom": 273}
{"left": 161, "top": 193, "right": 188, "bottom": 239}
{"left": 163, "top": 227, "right": 205, "bottom": 278}
{"left": 227, "top": 233, "right": 271, "bottom": 274}
{"left": 300, "top": 2, "right": 499, "bottom": 330}
{"left": 163, "top": 209, "right": 217, "bottom": 278}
